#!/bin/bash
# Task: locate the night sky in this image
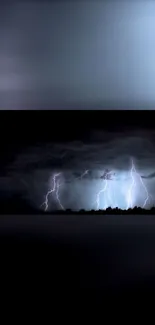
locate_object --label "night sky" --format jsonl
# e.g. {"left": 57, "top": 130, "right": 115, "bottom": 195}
{"left": 1, "top": 111, "right": 155, "bottom": 211}
{"left": 0, "top": 0, "right": 155, "bottom": 109}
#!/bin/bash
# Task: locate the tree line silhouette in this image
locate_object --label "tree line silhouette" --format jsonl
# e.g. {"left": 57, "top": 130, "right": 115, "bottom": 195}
{"left": 0, "top": 194, "right": 155, "bottom": 214}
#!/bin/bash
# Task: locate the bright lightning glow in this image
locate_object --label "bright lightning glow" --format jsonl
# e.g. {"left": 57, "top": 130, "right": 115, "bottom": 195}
{"left": 95, "top": 179, "right": 108, "bottom": 210}
{"left": 107, "top": 181, "right": 115, "bottom": 208}
{"left": 139, "top": 176, "right": 150, "bottom": 208}
{"left": 56, "top": 179, "right": 65, "bottom": 210}
{"left": 95, "top": 171, "right": 116, "bottom": 210}
{"left": 41, "top": 169, "right": 89, "bottom": 211}
{"left": 40, "top": 160, "right": 154, "bottom": 212}
{"left": 126, "top": 158, "right": 151, "bottom": 209}
{"left": 41, "top": 172, "right": 61, "bottom": 211}
{"left": 126, "top": 159, "right": 136, "bottom": 209}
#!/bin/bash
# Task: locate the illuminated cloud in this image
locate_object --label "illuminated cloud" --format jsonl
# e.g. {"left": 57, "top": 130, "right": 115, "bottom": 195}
{"left": 2, "top": 129, "right": 155, "bottom": 210}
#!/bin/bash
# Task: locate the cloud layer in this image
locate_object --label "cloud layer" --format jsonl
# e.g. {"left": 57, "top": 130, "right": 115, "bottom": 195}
{"left": 1, "top": 129, "right": 155, "bottom": 210}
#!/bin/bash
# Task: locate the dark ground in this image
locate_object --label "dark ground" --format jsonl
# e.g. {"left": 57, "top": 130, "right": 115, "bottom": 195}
{"left": 1, "top": 214, "right": 155, "bottom": 306}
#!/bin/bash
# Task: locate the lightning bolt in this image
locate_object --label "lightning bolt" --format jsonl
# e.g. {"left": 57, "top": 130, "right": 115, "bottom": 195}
{"left": 76, "top": 169, "right": 89, "bottom": 180}
{"left": 40, "top": 160, "right": 153, "bottom": 212}
{"left": 107, "top": 181, "right": 116, "bottom": 208}
{"left": 139, "top": 173, "right": 150, "bottom": 208}
{"left": 41, "top": 172, "right": 63, "bottom": 211}
{"left": 126, "top": 158, "right": 151, "bottom": 209}
{"left": 126, "top": 159, "right": 136, "bottom": 209}
{"left": 56, "top": 179, "right": 65, "bottom": 210}
{"left": 95, "top": 170, "right": 116, "bottom": 210}
{"left": 95, "top": 179, "right": 108, "bottom": 210}
{"left": 41, "top": 169, "right": 89, "bottom": 212}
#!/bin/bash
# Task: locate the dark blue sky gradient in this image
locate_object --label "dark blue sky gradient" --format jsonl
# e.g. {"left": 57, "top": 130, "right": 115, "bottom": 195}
{"left": 0, "top": 0, "right": 155, "bottom": 109}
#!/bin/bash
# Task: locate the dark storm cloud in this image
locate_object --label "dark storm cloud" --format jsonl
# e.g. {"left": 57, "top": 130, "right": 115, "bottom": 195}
{"left": 0, "top": 0, "right": 155, "bottom": 109}
{"left": 7, "top": 130, "right": 155, "bottom": 179}
{"left": 0, "top": 128, "right": 154, "bottom": 211}
{"left": 141, "top": 173, "right": 155, "bottom": 179}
